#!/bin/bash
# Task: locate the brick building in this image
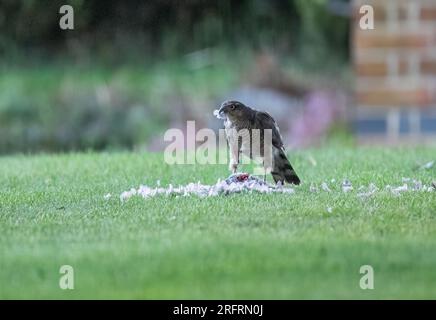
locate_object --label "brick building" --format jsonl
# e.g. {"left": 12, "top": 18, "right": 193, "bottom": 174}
{"left": 352, "top": 0, "right": 436, "bottom": 142}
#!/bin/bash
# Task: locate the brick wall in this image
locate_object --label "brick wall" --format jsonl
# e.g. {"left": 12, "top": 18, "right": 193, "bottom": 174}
{"left": 353, "top": 0, "right": 436, "bottom": 109}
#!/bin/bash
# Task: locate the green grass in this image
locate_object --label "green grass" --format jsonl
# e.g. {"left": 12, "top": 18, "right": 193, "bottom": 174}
{"left": 1, "top": 146, "right": 436, "bottom": 299}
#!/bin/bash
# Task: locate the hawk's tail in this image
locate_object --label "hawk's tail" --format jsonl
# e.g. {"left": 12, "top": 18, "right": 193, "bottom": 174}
{"left": 271, "top": 148, "right": 300, "bottom": 185}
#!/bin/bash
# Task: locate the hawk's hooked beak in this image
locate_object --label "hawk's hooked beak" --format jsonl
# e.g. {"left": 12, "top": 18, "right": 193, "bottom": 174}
{"left": 218, "top": 105, "right": 226, "bottom": 118}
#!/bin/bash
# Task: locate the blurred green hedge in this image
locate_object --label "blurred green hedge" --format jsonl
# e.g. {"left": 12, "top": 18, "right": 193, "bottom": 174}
{"left": 0, "top": 68, "right": 166, "bottom": 153}
{"left": 0, "top": 58, "right": 240, "bottom": 154}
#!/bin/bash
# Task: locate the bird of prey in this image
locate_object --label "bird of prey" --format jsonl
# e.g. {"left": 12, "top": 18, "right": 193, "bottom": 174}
{"left": 215, "top": 100, "right": 300, "bottom": 185}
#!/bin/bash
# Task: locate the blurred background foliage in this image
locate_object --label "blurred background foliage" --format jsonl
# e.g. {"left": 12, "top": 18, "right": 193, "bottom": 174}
{"left": 0, "top": 0, "right": 351, "bottom": 154}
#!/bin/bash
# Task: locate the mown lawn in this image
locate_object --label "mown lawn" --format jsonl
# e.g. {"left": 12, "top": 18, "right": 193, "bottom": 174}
{"left": 1, "top": 147, "right": 435, "bottom": 299}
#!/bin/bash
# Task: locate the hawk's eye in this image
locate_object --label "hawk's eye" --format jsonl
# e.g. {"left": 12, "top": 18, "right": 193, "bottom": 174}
{"left": 230, "top": 105, "right": 236, "bottom": 110}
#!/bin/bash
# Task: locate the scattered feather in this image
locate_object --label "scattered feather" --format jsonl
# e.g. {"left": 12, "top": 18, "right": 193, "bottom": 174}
{"left": 357, "top": 183, "right": 378, "bottom": 198}
{"left": 342, "top": 179, "right": 353, "bottom": 193}
{"left": 119, "top": 176, "right": 434, "bottom": 201}
{"left": 388, "top": 184, "right": 408, "bottom": 196}
{"left": 120, "top": 188, "right": 137, "bottom": 202}
{"left": 213, "top": 109, "right": 226, "bottom": 119}
{"left": 419, "top": 161, "right": 434, "bottom": 170}
{"left": 412, "top": 180, "right": 423, "bottom": 191}
{"left": 120, "top": 173, "right": 295, "bottom": 201}
{"left": 321, "top": 182, "right": 331, "bottom": 192}
{"left": 309, "top": 183, "right": 318, "bottom": 193}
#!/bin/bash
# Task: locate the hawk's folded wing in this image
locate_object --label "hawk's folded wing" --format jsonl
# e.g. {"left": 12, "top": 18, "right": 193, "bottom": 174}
{"left": 254, "top": 111, "right": 285, "bottom": 150}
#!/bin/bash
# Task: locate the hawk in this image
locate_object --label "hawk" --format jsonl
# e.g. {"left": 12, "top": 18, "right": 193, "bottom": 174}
{"left": 216, "top": 100, "right": 301, "bottom": 185}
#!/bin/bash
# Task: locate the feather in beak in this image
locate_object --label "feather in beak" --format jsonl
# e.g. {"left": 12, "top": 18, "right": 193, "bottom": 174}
{"left": 213, "top": 108, "right": 226, "bottom": 119}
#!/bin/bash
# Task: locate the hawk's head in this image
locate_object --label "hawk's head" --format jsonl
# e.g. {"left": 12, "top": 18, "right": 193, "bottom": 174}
{"left": 217, "top": 100, "right": 251, "bottom": 121}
